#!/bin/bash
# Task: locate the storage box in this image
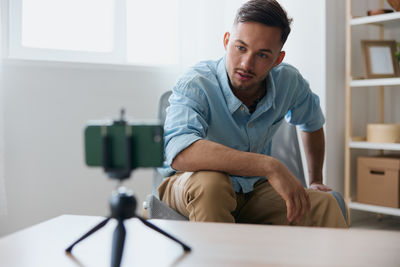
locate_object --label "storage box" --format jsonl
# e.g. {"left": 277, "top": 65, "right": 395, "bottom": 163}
{"left": 357, "top": 156, "right": 400, "bottom": 208}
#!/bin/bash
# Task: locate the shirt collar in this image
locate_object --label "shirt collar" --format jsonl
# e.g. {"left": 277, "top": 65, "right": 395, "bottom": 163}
{"left": 217, "top": 56, "right": 277, "bottom": 114}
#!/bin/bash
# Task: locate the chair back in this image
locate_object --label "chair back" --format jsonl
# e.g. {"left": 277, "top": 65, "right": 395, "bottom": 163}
{"left": 158, "top": 90, "right": 172, "bottom": 125}
{"left": 152, "top": 91, "right": 172, "bottom": 196}
{"left": 270, "top": 122, "right": 307, "bottom": 187}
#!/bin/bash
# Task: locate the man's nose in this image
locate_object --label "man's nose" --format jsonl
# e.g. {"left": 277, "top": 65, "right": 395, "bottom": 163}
{"left": 240, "top": 54, "right": 255, "bottom": 72}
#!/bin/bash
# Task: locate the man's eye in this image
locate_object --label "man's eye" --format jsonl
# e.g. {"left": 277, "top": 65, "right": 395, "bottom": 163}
{"left": 258, "top": 53, "right": 268, "bottom": 58}
{"left": 236, "top": 46, "right": 245, "bottom": 51}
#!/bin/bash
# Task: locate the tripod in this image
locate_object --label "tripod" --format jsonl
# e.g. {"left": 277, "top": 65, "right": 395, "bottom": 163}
{"left": 65, "top": 186, "right": 191, "bottom": 267}
{"left": 66, "top": 112, "right": 191, "bottom": 267}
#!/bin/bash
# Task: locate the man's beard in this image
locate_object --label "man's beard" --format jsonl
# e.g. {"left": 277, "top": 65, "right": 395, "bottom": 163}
{"left": 228, "top": 75, "right": 259, "bottom": 92}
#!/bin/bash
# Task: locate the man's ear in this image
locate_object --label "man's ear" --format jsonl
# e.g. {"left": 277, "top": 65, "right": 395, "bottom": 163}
{"left": 223, "top": 32, "right": 230, "bottom": 50}
{"left": 273, "top": 51, "right": 286, "bottom": 67}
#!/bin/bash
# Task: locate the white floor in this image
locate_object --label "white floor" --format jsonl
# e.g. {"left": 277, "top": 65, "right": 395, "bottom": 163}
{"left": 350, "top": 210, "right": 400, "bottom": 231}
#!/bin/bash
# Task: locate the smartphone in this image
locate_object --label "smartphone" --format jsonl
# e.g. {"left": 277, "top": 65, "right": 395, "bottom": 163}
{"left": 84, "top": 120, "right": 164, "bottom": 170}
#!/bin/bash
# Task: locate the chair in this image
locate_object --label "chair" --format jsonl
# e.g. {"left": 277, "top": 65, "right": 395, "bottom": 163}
{"left": 144, "top": 91, "right": 347, "bottom": 222}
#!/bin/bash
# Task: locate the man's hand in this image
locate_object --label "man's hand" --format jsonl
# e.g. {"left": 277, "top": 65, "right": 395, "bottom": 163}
{"left": 267, "top": 160, "right": 311, "bottom": 223}
{"left": 172, "top": 139, "right": 312, "bottom": 223}
{"left": 309, "top": 183, "right": 332, "bottom": 192}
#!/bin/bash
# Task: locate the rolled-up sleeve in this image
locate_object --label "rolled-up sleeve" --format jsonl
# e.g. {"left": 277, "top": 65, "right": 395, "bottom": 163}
{"left": 163, "top": 77, "right": 210, "bottom": 166}
{"left": 285, "top": 72, "right": 325, "bottom": 132}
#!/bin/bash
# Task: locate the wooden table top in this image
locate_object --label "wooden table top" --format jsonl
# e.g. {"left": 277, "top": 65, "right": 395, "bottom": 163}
{"left": 0, "top": 215, "right": 399, "bottom": 267}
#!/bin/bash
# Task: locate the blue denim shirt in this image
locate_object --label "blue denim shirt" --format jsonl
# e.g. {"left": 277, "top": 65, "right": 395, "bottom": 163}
{"left": 158, "top": 57, "right": 325, "bottom": 193}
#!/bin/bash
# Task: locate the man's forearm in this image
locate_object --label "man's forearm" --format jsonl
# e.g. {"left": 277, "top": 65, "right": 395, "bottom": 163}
{"left": 171, "top": 139, "right": 277, "bottom": 177}
{"left": 301, "top": 128, "right": 325, "bottom": 185}
{"left": 171, "top": 138, "right": 312, "bottom": 222}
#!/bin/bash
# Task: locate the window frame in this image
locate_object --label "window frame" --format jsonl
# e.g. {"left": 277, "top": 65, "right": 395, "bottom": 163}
{"left": 8, "top": 0, "right": 127, "bottom": 64}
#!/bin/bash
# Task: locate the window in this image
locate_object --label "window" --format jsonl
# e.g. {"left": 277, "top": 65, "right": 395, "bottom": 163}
{"left": 9, "top": 0, "right": 179, "bottom": 65}
{"left": 21, "top": 0, "right": 114, "bottom": 52}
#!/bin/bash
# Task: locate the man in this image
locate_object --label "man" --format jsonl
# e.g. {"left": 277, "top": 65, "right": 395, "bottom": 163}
{"left": 158, "top": 0, "right": 347, "bottom": 228}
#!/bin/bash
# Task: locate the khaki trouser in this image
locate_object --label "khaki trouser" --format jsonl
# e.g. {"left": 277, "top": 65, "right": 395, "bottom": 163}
{"left": 158, "top": 171, "right": 348, "bottom": 228}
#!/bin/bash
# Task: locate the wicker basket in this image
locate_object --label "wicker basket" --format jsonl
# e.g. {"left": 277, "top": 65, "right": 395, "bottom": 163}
{"left": 367, "top": 123, "right": 400, "bottom": 143}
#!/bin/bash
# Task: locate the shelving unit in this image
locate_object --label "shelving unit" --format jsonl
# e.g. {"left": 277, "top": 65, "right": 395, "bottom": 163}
{"left": 350, "top": 77, "right": 400, "bottom": 87}
{"left": 349, "top": 141, "right": 400, "bottom": 150}
{"left": 350, "top": 11, "right": 400, "bottom": 26}
{"left": 348, "top": 201, "right": 400, "bottom": 216}
{"left": 344, "top": 0, "right": 400, "bottom": 217}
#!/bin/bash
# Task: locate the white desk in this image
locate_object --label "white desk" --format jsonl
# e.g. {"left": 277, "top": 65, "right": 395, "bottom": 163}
{"left": 0, "top": 215, "right": 399, "bottom": 267}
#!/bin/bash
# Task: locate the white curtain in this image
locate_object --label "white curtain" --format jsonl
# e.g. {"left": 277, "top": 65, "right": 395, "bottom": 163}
{"left": 0, "top": 7, "right": 7, "bottom": 216}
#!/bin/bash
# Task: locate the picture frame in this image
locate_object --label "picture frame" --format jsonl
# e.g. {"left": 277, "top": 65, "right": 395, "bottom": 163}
{"left": 361, "top": 40, "right": 400, "bottom": 79}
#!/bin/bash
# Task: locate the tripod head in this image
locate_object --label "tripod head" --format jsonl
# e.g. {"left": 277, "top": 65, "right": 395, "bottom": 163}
{"left": 110, "top": 187, "right": 136, "bottom": 220}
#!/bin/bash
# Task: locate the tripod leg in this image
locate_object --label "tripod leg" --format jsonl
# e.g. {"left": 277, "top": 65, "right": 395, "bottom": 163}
{"left": 111, "top": 221, "right": 126, "bottom": 267}
{"left": 136, "top": 216, "right": 191, "bottom": 252}
{"left": 66, "top": 217, "right": 111, "bottom": 253}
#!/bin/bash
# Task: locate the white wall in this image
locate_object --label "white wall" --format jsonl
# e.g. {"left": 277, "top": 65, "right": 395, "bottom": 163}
{"left": 0, "top": 7, "right": 6, "bottom": 216}
{"left": 280, "top": 0, "right": 326, "bottom": 110}
{"left": 325, "top": 0, "right": 347, "bottom": 193}
{"left": 0, "top": 60, "right": 180, "bottom": 236}
{"left": 279, "top": 0, "right": 346, "bottom": 192}
{"left": 178, "top": 0, "right": 245, "bottom": 68}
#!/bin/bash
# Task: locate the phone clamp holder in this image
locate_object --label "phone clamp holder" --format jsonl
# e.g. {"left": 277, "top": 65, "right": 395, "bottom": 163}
{"left": 65, "top": 110, "right": 191, "bottom": 267}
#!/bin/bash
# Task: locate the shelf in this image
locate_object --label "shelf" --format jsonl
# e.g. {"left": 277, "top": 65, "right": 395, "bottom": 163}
{"left": 351, "top": 12, "right": 400, "bottom": 26}
{"left": 349, "top": 201, "right": 400, "bottom": 216}
{"left": 349, "top": 141, "right": 400, "bottom": 150}
{"left": 350, "top": 77, "right": 400, "bottom": 87}
{"left": 345, "top": 1, "right": 400, "bottom": 220}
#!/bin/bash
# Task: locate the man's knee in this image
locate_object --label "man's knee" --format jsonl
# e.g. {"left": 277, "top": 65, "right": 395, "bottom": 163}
{"left": 320, "top": 193, "right": 339, "bottom": 211}
{"left": 183, "top": 171, "right": 236, "bottom": 222}
{"left": 186, "top": 171, "right": 235, "bottom": 199}
{"left": 307, "top": 190, "right": 348, "bottom": 228}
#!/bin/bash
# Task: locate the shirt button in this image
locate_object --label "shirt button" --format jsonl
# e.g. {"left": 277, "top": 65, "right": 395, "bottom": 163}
{"left": 240, "top": 106, "right": 245, "bottom": 111}
{"left": 248, "top": 122, "right": 253, "bottom": 128}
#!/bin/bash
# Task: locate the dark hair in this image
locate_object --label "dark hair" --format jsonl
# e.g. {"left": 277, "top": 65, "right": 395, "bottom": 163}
{"left": 234, "top": 0, "right": 292, "bottom": 45}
